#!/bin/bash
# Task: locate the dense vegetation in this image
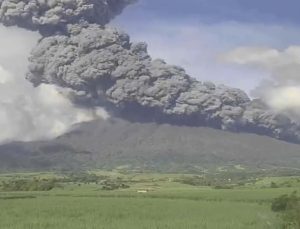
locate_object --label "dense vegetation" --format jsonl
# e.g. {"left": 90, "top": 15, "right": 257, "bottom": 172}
{"left": 0, "top": 179, "right": 57, "bottom": 191}
{"left": 271, "top": 192, "right": 300, "bottom": 228}
{"left": 0, "top": 172, "right": 131, "bottom": 192}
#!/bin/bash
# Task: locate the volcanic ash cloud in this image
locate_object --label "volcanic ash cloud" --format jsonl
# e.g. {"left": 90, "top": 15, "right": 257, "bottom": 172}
{"left": 0, "top": 0, "right": 136, "bottom": 34}
{"left": 1, "top": 0, "right": 300, "bottom": 143}
{"left": 26, "top": 24, "right": 300, "bottom": 142}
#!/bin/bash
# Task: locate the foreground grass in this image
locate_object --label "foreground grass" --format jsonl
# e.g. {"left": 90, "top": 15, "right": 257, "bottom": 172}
{"left": 1, "top": 172, "right": 299, "bottom": 229}
{"left": 0, "top": 196, "right": 277, "bottom": 229}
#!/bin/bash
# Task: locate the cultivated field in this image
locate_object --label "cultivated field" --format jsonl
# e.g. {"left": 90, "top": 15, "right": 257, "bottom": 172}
{"left": 0, "top": 171, "right": 299, "bottom": 229}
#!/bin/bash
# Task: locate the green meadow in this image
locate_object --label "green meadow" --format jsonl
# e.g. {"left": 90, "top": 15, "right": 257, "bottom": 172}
{"left": 0, "top": 171, "right": 299, "bottom": 229}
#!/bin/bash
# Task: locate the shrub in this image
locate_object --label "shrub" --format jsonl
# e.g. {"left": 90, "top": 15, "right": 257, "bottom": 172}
{"left": 270, "top": 182, "right": 279, "bottom": 188}
{"left": 0, "top": 179, "right": 57, "bottom": 192}
{"left": 214, "top": 185, "right": 233, "bottom": 190}
{"left": 63, "top": 173, "right": 107, "bottom": 184}
{"left": 101, "top": 180, "right": 130, "bottom": 191}
{"left": 272, "top": 192, "right": 300, "bottom": 228}
{"left": 271, "top": 192, "right": 298, "bottom": 212}
{"left": 176, "top": 176, "right": 212, "bottom": 186}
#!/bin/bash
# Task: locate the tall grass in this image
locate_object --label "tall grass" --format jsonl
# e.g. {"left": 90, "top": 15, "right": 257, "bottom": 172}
{"left": 1, "top": 172, "right": 298, "bottom": 228}
{"left": 0, "top": 196, "right": 278, "bottom": 229}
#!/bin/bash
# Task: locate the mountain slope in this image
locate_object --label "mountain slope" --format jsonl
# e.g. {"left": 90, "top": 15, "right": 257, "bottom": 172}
{"left": 0, "top": 118, "right": 300, "bottom": 171}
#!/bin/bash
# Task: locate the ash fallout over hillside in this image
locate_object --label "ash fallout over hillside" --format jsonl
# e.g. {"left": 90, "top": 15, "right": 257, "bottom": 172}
{"left": 0, "top": 0, "right": 300, "bottom": 143}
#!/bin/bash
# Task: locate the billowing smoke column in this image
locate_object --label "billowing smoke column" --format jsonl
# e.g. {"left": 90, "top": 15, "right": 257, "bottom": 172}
{"left": 0, "top": 0, "right": 135, "bottom": 34}
{"left": 1, "top": 0, "right": 300, "bottom": 143}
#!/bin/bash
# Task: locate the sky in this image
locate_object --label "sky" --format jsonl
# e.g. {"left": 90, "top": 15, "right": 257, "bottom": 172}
{"left": 113, "top": 0, "right": 300, "bottom": 94}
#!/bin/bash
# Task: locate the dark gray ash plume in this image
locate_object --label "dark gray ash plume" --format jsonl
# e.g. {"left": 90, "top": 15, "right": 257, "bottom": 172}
{"left": 1, "top": 0, "right": 300, "bottom": 143}
{"left": 0, "top": 0, "right": 135, "bottom": 34}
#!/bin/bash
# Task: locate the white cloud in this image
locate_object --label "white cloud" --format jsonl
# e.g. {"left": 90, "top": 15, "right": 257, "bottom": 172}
{"left": 266, "top": 86, "right": 300, "bottom": 111}
{"left": 0, "top": 25, "right": 108, "bottom": 143}
{"left": 222, "top": 45, "right": 300, "bottom": 86}
{"left": 0, "top": 66, "right": 12, "bottom": 84}
{"left": 223, "top": 45, "right": 300, "bottom": 118}
{"left": 221, "top": 47, "right": 280, "bottom": 65}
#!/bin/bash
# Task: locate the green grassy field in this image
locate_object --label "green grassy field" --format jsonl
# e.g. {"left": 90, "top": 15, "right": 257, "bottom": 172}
{"left": 0, "top": 172, "right": 299, "bottom": 229}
